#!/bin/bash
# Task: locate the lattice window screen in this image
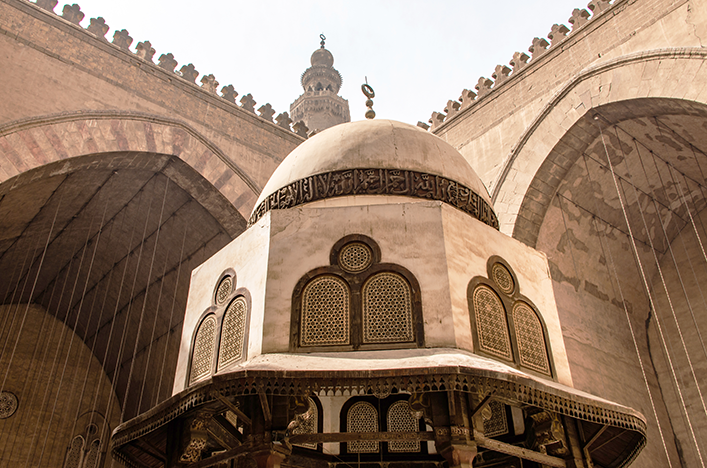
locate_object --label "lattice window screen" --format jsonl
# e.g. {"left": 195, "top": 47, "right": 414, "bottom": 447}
{"left": 483, "top": 401, "right": 509, "bottom": 438}
{"left": 339, "top": 242, "right": 373, "bottom": 273}
{"left": 362, "top": 272, "right": 414, "bottom": 343}
{"left": 387, "top": 401, "right": 420, "bottom": 452}
{"left": 301, "top": 276, "right": 350, "bottom": 346}
{"left": 64, "top": 435, "right": 85, "bottom": 468}
{"left": 218, "top": 297, "right": 247, "bottom": 369}
{"left": 491, "top": 263, "right": 514, "bottom": 295}
{"left": 292, "top": 397, "right": 318, "bottom": 449}
{"left": 472, "top": 285, "right": 512, "bottom": 359}
{"left": 82, "top": 439, "right": 101, "bottom": 468}
{"left": 513, "top": 302, "right": 551, "bottom": 375}
{"left": 190, "top": 315, "right": 216, "bottom": 384}
{"left": 215, "top": 276, "right": 233, "bottom": 305}
{"left": 347, "top": 402, "right": 379, "bottom": 453}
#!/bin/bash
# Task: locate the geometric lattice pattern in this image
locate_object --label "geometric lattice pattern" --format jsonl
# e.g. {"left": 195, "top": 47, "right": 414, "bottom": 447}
{"left": 292, "top": 397, "right": 318, "bottom": 450}
{"left": 362, "top": 273, "right": 413, "bottom": 343}
{"left": 347, "top": 401, "right": 379, "bottom": 453}
{"left": 491, "top": 263, "right": 514, "bottom": 295}
{"left": 64, "top": 435, "right": 85, "bottom": 468}
{"left": 0, "top": 391, "right": 18, "bottom": 419}
{"left": 218, "top": 297, "right": 247, "bottom": 369}
{"left": 82, "top": 439, "right": 101, "bottom": 468}
{"left": 301, "top": 276, "right": 350, "bottom": 346}
{"left": 190, "top": 315, "right": 216, "bottom": 385}
{"left": 338, "top": 242, "right": 373, "bottom": 273}
{"left": 387, "top": 401, "right": 420, "bottom": 452}
{"left": 513, "top": 302, "right": 551, "bottom": 375}
{"left": 483, "top": 400, "right": 509, "bottom": 438}
{"left": 215, "top": 276, "right": 233, "bottom": 305}
{"left": 473, "top": 285, "right": 512, "bottom": 359}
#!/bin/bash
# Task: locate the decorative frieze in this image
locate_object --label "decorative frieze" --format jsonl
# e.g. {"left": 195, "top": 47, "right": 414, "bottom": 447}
{"left": 248, "top": 168, "right": 499, "bottom": 229}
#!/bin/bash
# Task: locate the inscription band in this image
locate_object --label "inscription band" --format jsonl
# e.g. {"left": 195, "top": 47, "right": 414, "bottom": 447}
{"left": 248, "top": 168, "right": 499, "bottom": 229}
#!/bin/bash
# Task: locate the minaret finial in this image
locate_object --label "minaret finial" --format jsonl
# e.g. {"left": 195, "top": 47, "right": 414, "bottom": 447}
{"left": 320, "top": 33, "right": 326, "bottom": 49}
{"left": 362, "top": 77, "right": 375, "bottom": 119}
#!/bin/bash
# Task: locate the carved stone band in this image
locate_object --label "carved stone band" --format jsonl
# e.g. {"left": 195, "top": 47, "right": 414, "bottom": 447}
{"left": 249, "top": 168, "right": 499, "bottom": 229}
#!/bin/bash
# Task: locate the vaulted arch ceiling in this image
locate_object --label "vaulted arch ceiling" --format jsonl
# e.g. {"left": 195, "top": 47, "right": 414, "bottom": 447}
{"left": 0, "top": 152, "right": 244, "bottom": 420}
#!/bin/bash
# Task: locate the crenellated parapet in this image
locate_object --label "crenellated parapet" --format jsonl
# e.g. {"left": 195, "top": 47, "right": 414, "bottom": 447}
{"left": 420, "top": 0, "right": 614, "bottom": 131}
{"left": 25, "top": 0, "right": 310, "bottom": 139}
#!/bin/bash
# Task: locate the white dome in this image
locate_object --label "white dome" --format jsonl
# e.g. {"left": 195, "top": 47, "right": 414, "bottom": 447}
{"left": 251, "top": 119, "right": 495, "bottom": 226}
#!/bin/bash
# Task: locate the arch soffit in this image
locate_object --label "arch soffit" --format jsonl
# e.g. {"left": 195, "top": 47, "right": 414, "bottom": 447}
{"left": 490, "top": 48, "right": 707, "bottom": 237}
{"left": 0, "top": 111, "right": 260, "bottom": 225}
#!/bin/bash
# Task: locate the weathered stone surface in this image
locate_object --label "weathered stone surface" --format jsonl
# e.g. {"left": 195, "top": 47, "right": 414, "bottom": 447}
{"left": 510, "top": 51, "right": 530, "bottom": 72}
{"left": 135, "top": 40, "right": 156, "bottom": 61}
{"left": 548, "top": 24, "right": 570, "bottom": 46}
{"left": 292, "top": 120, "right": 309, "bottom": 138}
{"left": 240, "top": 93, "right": 256, "bottom": 113}
{"left": 475, "top": 77, "right": 493, "bottom": 98}
{"left": 587, "top": 0, "right": 612, "bottom": 15}
{"left": 444, "top": 100, "right": 461, "bottom": 119}
{"left": 275, "top": 112, "right": 292, "bottom": 129}
{"left": 428, "top": 111, "right": 445, "bottom": 130}
{"left": 219, "top": 85, "right": 236, "bottom": 103}
{"left": 86, "top": 17, "right": 109, "bottom": 39}
{"left": 35, "top": 0, "right": 58, "bottom": 12}
{"left": 179, "top": 64, "right": 199, "bottom": 82}
{"left": 492, "top": 65, "right": 512, "bottom": 86}
{"left": 258, "top": 103, "right": 275, "bottom": 121}
{"left": 459, "top": 89, "right": 477, "bottom": 109}
{"left": 528, "top": 37, "right": 549, "bottom": 60}
{"left": 158, "top": 52, "right": 178, "bottom": 72}
{"left": 112, "top": 29, "right": 133, "bottom": 50}
{"left": 61, "top": 3, "right": 83, "bottom": 25}
{"left": 568, "top": 9, "right": 591, "bottom": 30}
{"left": 200, "top": 74, "right": 219, "bottom": 93}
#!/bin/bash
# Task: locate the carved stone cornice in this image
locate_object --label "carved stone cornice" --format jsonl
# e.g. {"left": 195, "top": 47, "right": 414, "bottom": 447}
{"left": 248, "top": 168, "right": 499, "bottom": 229}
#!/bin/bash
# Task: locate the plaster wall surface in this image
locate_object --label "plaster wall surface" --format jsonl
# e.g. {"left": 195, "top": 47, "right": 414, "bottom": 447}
{"left": 173, "top": 215, "right": 271, "bottom": 395}
{"left": 175, "top": 201, "right": 571, "bottom": 393}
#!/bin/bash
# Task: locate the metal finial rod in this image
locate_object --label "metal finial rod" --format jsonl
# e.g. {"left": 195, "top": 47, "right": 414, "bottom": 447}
{"left": 320, "top": 34, "right": 326, "bottom": 48}
{"left": 362, "top": 79, "right": 375, "bottom": 119}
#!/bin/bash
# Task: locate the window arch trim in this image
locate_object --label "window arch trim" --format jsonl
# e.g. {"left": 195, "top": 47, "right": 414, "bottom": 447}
{"left": 467, "top": 256, "right": 555, "bottom": 379}
{"left": 291, "top": 263, "right": 423, "bottom": 352}
{"left": 339, "top": 394, "right": 426, "bottom": 459}
{"left": 187, "top": 270, "right": 252, "bottom": 387}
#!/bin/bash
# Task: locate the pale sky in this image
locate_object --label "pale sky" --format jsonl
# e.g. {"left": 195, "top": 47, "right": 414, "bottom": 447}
{"left": 65, "top": 0, "right": 592, "bottom": 125}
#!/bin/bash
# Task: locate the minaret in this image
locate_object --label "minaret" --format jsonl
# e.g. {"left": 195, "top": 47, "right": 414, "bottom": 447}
{"left": 290, "top": 35, "right": 351, "bottom": 132}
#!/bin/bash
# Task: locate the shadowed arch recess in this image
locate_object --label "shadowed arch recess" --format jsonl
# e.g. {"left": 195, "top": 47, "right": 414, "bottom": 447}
{"left": 0, "top": 151, "right": 244, "bottom": 420}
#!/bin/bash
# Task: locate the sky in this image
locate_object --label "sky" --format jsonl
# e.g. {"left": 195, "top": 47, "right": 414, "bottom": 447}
{"left": 62, "top": 0, "right": 593, "bottom": 125}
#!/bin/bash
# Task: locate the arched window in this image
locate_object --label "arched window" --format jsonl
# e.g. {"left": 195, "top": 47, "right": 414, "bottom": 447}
{"left": 64, "top": 435, "right": 85, "bottom": 468}
{"left": 82, "top": 439, "right": 101, "bottom": 468}
{"left": 468, "top": 257, "right": 553, "bottom": 378}
{"left": 362, "top": 272, "right": 414, "bottom": 344}
{"left": 218, "top": 296, "right": 247, "bottom": 369}
{"left": 291, "top": 397, "right": 319, "bottom": 450}
{"left": 387, "top": 401, "right": 420, "bottom": 452}
{"left": 483, "top": 400, "right": 509, "bottom": 438}
{"left": 292, "top": 235, "right": 423, "bottom": 351}
{"left": 347, "top": 402, "right": 379, "bottom": 453}
{"left": 189, "top": 315, "right": 216, "bottom": 385}
{"left": 301, "top": 276, "right": 350, "bottom": 346}
{"left": 472, "top": 285, "right": 512, "bottom": 360}
{"left": 513, "top": 302, "right": 551, "bottom": 375}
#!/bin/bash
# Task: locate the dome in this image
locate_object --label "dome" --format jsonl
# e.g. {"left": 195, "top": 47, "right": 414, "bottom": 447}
{"left": 251, "top": 120, "right": 496, "bottom": 227}
{"left": 310, "top": 47, "right": 334, "bottom": 67}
